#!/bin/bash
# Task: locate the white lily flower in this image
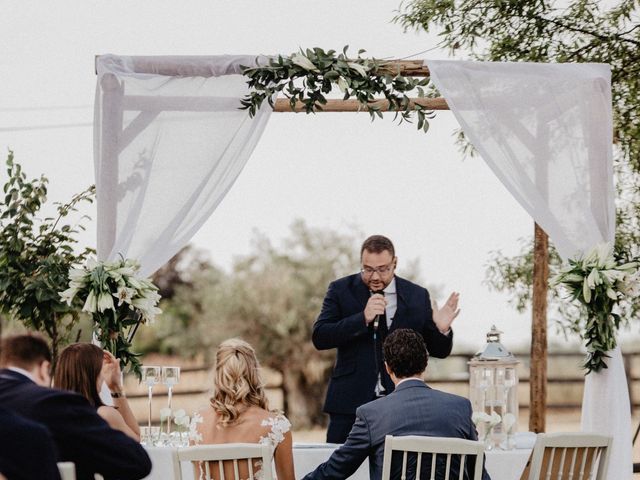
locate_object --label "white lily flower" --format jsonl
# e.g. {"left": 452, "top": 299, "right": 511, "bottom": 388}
{"left": 82, "top": 290, "right": 98, "bottom": 313}
{"left": 127, "top": 277, "right": 143, "bottom": 290}
{"left": 85, "top": 257, "right": 98, "bottom": 269}
{"left": 290, "top": 53, "right": 318, "bottom": 72}
{"left": 69, "top": 268, "right": 88, "bottom": 282}
{"left": 97, "top": 292, "right": 115, "bottom": 312}
{"left": 582, "top": 278, "right": 592, "bottom": 303}
{"left": 113, "top": 286, "right": 136, "bottom": 306}
{"left": 174, "top": 409, "right": 187, "bottom": 420}
{"left": 59, "top": 286, "right": 79, "bottom": 306}
{"left": 586, "top": 269, "right": 598, "bottom": 289}
{"left": 471, "top": 412, "right": 491, "bottom": 425}
{"left": 489, "top": 411, "right": 502, "bottom": 427}
{"left": 595, "top": 243, "right": 613, "bottom": 268}
{"left": 606, "top": 288, "right": 618, "bottom": 300}
{"left": 160, "top": 407, "right": 172, "bottom": 420}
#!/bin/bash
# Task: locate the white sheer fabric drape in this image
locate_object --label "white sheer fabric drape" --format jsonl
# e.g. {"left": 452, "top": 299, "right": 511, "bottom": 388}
{"left": 94, "top": 54, "right": 272, "bottom": 277}
{"left": 426, "top": 60, "right": 630, "bottom": 479}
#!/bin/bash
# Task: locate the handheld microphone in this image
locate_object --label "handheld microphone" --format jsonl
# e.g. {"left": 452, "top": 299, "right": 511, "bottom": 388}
{"left": 370, "top": 290, "right": 385, "bottom": 331}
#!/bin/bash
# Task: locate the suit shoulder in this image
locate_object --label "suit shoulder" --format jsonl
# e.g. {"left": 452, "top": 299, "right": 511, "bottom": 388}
{"left": 395, "top": 276, "right": 428, "bottom": 294}
{"left": 329, "top": 273, "right": 359, "bottom": 288}
{"left": 427, "top": 388, "right": 472, "bottom": 409}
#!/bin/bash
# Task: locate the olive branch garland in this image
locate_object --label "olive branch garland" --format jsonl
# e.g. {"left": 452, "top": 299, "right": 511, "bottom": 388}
{"left": 240, "top": 47, "right": 435, "bottom": 132}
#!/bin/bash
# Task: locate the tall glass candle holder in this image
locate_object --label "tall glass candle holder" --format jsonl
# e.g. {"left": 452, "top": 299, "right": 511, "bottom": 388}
{"left": 161, "top": 366, "right": 180, "bottom": 435}
{"left": 140, "top": 366, "right": 161, "bottom": 431}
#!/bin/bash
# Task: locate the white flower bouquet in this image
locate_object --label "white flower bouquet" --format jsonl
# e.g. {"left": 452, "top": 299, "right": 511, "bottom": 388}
{"left": 551, "top": 243, "right": 638, "bottom": 372}
{"left": 60, "top": 257, "right": 162, "bottom": 376}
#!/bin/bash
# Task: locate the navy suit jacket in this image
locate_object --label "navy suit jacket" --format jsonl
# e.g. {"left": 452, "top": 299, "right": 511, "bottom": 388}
{"left": 313, "top": 274, "right": 453, "bottom": 414}
{"left": 302, "top": 380, "right": 491, "bottom": 480}
{"left": 0, "top": 406, "right": 61, "bottom": 480}
{"left": 0, "top": 369, "right": 152, "bottom": 480}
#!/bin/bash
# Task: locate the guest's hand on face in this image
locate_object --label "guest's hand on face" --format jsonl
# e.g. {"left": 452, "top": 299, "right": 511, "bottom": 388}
{"left": 364, "top": 294, "right": 387, "bottom": 324}
{"left": 102, "top": 351, "right": 122, "bottom": 391}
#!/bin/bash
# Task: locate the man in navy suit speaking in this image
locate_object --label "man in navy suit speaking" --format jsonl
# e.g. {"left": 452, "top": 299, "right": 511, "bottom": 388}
{"left": 313, "top": 235, "right": 460, "bottom": 443}
{"left": 304, "top": 329, "right": 490, "bottom": 480}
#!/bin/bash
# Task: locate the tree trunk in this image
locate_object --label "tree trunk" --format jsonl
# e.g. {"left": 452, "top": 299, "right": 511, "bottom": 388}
{"left": 281, "top": 366, "right": 320, "bottom": 430}
{"left": 530, "top": 223, "right": 548, "bottom": 433}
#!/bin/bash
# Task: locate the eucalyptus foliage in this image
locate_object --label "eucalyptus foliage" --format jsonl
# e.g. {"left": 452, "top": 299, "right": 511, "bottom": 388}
{"left": 0, "top": 151, "right": 94, "bottom": 371}
{"left": 241, "top": 47, "right": 435, "bottom": 132}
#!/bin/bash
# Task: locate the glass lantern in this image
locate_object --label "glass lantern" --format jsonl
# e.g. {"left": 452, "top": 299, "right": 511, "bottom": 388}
{"left": 468, "top": 325, "right": 519, "bottom": 450}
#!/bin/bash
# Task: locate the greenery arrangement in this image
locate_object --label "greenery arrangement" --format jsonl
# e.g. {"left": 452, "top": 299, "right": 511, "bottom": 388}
{"left": 60, "top": 257, "right": 162, "bottom": 377}
{"left": 0, "top": 152, "right": 94, "bottom": 372}
{"left": 551, "top": 243, "right": 638, "bottom": 372}
{"left": 240, "top": 47, "right": 435, "bottom": 132}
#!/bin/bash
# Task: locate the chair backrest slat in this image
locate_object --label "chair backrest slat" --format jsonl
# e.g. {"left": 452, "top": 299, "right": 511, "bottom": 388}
{"left": 57, "top": 462, "right": 76, "bottom": 480}
{"left": 526, "top": 433, "right": 612, "bottom": 480}
{"left": 430, "top": 452, "right": 436, "bottom": 480}
{"left": 444, "top": 453, "right": 452, "bottom": 479}
{"left": 176, "top": 444, "right": 274, "bottom": 480}
{"left": 458, "top": 454, "right": 466, "bottom": 480}
{"left": 557, "top": 448, "right": 567, "bottom": 480}
{"left": 381, "top": 435, "right": 485, "bottom": 480}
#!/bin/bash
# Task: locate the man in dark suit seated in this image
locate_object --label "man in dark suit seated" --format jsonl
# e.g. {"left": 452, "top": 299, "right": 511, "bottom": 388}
{"left": 0, "top": 333, "right": 152, "bottom": 480}
{"left": 0, "top": 406, "right": 60, "bottom": 480}
{"left": 303, "top": 329, "right": 491, "bottom": 480}
{"left": 313, "top": 235, "right": 460, "bottom": 443}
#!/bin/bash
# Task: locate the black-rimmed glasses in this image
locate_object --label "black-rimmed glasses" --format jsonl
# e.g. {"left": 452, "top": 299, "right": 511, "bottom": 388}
{"left": 360, "top": 262, "right": 395, "bottom": 277}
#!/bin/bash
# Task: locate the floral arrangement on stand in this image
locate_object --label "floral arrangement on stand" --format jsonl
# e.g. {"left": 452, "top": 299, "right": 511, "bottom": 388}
{"left": 159, "top": 407, "right": 192, "bottom": 447}
{"left": 241, "top": 47, "right": 435, "bottom": 132}
{"left": 551, "top": 243, "right": 638, "bottom": 373}
{"left": 60, "top": 257, "right": 162, "bottom": 377}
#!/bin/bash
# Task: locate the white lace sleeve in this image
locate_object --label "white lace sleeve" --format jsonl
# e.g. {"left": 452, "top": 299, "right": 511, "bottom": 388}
{"left": 259, "top": 413, "right": 291, "bottom": 447}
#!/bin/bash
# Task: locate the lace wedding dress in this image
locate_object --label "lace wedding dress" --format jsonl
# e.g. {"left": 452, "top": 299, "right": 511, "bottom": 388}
{"left": 190, "top": 412, "right": 291, "bottom": 480}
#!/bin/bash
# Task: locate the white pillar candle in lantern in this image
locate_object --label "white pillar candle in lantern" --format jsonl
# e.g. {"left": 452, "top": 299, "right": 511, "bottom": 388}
{"left": 468, "top": 325, "right": 519, "bottom": 450}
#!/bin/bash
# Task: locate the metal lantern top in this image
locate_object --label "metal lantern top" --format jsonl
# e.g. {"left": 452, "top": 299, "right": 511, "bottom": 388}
{"left": 469, "top": 325, "right": 518, "bottom": 365}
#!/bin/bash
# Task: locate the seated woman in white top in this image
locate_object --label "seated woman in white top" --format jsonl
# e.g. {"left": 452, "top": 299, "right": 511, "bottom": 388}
{"left": 191, "top": 338, "right": 294, "bottom": 480}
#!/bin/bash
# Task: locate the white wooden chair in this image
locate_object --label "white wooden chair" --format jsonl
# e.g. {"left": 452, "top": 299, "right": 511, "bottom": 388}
{"left": 524, "top": 433, "right": 612, "bottom": 480}
{"left": 381, "top": 435, "right": 485, "bottom": 480}
{"left": 57, "top": 462, "right": 76, "bottom": 480}
{"left": 176, "top": 444, "right": 273, "bottom": 480}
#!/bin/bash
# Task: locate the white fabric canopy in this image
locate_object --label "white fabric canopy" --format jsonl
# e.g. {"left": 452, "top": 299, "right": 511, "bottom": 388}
{"left": 94, "top": 55, "right": 630, "bottom": 479}
{"left": 426, "top": 59, "right": 629, "bottom": 479}
{"left": 94, "top": 55, "right": 272, "bottom": 276}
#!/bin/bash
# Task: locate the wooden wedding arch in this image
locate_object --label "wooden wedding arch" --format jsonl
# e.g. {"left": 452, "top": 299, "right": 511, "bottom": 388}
{"left": 96, "top": 56, "right": 550, "bottom": 433}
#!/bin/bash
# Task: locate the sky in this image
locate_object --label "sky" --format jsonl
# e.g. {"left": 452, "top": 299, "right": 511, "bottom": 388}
{"left": 2, "top": 0, "right": 633, "bottom": 352}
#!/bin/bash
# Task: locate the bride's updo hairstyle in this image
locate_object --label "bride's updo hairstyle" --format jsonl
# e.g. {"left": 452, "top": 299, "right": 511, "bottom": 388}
{"left": 210, "top": 338, "right": 269, "bottom": 426}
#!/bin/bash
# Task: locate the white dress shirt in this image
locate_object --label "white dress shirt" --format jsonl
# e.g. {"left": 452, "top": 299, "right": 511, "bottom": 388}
{"left": 383, "top": 278, "right": 398, "bottom": 328}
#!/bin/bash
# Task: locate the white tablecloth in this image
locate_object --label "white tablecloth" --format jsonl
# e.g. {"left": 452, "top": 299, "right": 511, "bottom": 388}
{"left": 145, "top": 443, "right": 531, "bottom": 480}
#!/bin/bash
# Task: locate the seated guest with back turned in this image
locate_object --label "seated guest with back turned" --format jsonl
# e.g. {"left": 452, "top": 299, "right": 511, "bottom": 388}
{"left": 54, "top": 342, "right": 140, "bottom": 441}
{"left": 303, "top": 329, "right": 490, "bottom": 480}
{"left": 0, "top": 333, "right": 151, "bottom": 480}
{"left": 0, "top": 406, "right": 60, "bottom": 480}
{"left": 191, "top": 338, "right": 295, "bottom": 480}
